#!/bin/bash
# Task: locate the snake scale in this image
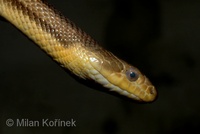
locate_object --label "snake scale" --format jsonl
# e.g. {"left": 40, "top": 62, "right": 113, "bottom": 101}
{"left": 0, "top": 0, "right": 157, "bottom": 102}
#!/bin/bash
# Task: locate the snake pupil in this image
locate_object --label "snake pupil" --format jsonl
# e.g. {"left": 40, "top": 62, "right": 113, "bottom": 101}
{"left": 130, "top": 72, "right": 136, "bottom": 78}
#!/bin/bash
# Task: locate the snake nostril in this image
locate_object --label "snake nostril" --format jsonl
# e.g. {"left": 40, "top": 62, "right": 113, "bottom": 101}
{"left": 147, "top": 86, "right": 156, "bottom": 95}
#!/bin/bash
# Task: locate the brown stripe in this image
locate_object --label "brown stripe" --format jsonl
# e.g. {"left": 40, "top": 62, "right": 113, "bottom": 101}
{"left": 7, "top": 0, "right": 97, "bottom": 48}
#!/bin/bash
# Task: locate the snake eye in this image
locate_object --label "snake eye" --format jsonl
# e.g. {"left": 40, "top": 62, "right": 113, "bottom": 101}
{"left": 126, "top": 67, "right": 139, "bottom": 81}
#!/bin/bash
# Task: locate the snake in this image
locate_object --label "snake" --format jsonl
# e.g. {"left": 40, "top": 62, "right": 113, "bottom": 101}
{"left": 0, "top": 0, "right": 157, "bottom": 102}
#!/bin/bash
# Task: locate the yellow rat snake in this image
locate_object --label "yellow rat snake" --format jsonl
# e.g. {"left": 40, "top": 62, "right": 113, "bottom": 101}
{"left": 0, "top": 0, "right": 157, "bottom": 102}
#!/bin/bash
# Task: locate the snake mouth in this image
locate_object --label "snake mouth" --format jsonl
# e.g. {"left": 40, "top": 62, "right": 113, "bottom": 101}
{"left": 88, "top": 70, "right": 150, "bottom": 101}
{"left": 107, "top": 73, "right": 157, "bottom": 102}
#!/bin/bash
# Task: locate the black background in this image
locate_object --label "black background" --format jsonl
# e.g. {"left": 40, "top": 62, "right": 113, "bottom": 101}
{"left": 0, "top": 0, "right": 200, "bottom": 133}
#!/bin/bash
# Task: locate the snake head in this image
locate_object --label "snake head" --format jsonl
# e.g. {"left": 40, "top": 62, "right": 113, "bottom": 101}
{"left": 88, "top": 51, "right": 157, "bottom": 102}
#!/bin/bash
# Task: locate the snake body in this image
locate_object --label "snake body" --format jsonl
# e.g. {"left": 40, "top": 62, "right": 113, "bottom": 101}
{"left": 0, "top": 0, "right": 157, "bottom": 102}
